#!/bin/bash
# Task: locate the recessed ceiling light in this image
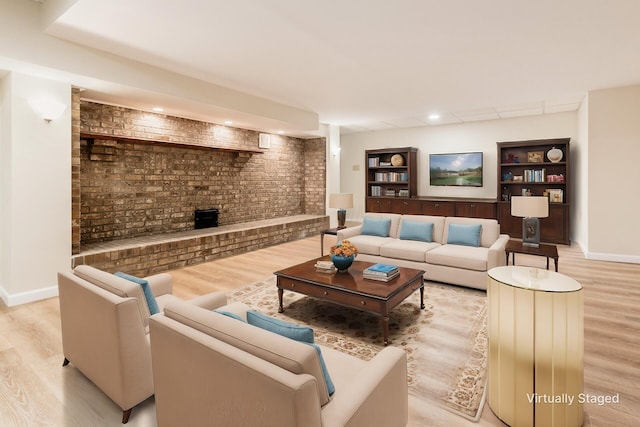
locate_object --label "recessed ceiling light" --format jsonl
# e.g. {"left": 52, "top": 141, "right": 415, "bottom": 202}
{"left": 224, "top": 120, "right": 233, "bottom": 125}
{"left": 428, "top": 113, "right": 441, "bottom": 121}
{"left": 152, "top": 107, "right": 164, "bottom": 112}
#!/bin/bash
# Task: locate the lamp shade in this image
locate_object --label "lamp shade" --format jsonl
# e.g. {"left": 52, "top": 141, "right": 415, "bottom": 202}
{"left": 329, "top": 193, "right": 353, "bottom": 209}
{"left": 511, "top": 196, "right": 549, "bottom": 218}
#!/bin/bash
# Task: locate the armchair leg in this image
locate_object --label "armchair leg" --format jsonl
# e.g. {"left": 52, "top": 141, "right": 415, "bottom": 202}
{"left": 122, "top": 408, "right": 132, "bottom": 424}
{"left": 62, "top": 358, "right": 70, "bottom": 367}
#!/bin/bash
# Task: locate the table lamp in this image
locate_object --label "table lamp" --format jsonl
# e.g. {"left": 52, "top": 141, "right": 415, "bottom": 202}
{"left": 329, "top": 193, "right": 353, "bottom": 229}
{"left": 511, "top": 196, "right": 549, "bottom": 248}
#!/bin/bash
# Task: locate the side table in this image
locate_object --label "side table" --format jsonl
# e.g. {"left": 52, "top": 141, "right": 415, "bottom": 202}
{"left": 487, "top": 266, "right": 583, "bottom": 427}
{"left": 505, "top": 239, "right": 559, "bottom": 271}
{"left": 319, "top": 228, "right": 339, "bottom": 256}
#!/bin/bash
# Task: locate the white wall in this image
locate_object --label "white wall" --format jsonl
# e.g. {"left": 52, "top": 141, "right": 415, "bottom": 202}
{"left": 573, "top": 95, "right": 589, "bottom": 252}
{"left": 586, "top": 84, "right": 640, "bottom": 262}
{"left": 340, "top": 112, "right": 578, "bottom": 221}
{"left": 0, "top": 72, "right": 71, "bottom": 306}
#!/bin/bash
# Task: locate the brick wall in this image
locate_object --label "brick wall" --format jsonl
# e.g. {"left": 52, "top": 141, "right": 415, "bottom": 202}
{"left": 78, "top": 101, "right": 326, "bottom": 245}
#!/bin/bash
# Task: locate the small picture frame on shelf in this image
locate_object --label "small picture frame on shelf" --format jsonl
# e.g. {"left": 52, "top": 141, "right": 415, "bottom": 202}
{"left": 527, "top": 151, "right": 544, "bottom": 163}
{"left": 548, "top": 189, "right": 564, "bottom": 203}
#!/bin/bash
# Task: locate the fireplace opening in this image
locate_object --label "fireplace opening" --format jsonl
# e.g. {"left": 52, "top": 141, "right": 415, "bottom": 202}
{"left": 194, "top": 209, "right": 219, "bottom": 229}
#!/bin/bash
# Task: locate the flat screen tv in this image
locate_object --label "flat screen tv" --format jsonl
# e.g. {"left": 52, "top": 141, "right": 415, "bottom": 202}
{"left": 429, "top": 152, "right": 483, "bottom": 187}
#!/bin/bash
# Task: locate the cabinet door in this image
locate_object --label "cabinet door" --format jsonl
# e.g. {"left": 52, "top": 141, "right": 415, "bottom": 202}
{"left": 391, "top": 198, "right": 422, "bottom": 214}
{"left": 456, "top": 202, "right": 496, "bottom": 219}
{"left": 421, "top": 201, "right": 456, "bottom": 216}
{"left": 540, "top": 204, "right": 569, "bottom": 244}
{"left": 497, "top": 202, "right": 521, "bottom": 238}
{"left": 366, "top": 198, "right": 392, "bottom": 213}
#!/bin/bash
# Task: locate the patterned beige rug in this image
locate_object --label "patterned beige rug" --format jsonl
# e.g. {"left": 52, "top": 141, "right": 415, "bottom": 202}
{"left": 228, "top": 276, "right": 488, "bottom": 423}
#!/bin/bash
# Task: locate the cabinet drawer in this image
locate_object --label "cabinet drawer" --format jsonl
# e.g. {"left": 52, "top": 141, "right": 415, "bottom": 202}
{"left": 278, "top": 278, "right": 384, "bottom": 313}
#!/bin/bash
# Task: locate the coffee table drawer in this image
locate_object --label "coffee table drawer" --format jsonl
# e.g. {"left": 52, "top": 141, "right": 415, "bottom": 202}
{"left": 278, "top": 277, "right": 384, "bottom": 313}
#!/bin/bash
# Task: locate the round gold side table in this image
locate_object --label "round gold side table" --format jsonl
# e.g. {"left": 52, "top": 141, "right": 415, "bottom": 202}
{"left": 487, "top": 266, "right": 584, "bottom": 427}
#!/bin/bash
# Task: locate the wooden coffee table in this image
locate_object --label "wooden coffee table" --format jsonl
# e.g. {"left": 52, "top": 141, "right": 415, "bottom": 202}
{"left": 274, "top": 257, "right": 425, "bottom": 345}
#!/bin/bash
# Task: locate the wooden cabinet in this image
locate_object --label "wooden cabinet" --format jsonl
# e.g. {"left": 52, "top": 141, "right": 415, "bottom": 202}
{"left": 497, "top": 138, "right": 570, "bottom": 244}
{"left": 366, "top": 147, "right": 418, "bottom": 205}
{"left": 366, "top": 197, "right": 392, "bottom": 213}
{"left": 455, "top": 201, "right": 497, "bottom": 219}
{"left": 391, "top": 198, "right": 422, "bottom": 215}
{"left": 421, "top": 200, "right": 456, "bottom": 216}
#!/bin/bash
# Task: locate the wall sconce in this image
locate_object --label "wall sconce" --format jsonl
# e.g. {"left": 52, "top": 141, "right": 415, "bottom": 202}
{"left": 28, "top": 98, "right": 67, "bottom": 123}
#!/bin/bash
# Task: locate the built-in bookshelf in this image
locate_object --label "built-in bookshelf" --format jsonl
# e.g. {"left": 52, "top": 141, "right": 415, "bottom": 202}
{"left": 497, "top": 138, "right": 570, "bottom": 244}
{"left": 365, "top": 148, "right": 417, "bottom": 206}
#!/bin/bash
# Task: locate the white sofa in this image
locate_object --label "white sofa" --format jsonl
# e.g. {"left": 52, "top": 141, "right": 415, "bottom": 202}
{"left": 337, "top": 213, "right": 509, "bottom": 290}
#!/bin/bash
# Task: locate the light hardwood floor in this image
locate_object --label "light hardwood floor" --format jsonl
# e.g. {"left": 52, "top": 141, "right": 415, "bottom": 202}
{"left": 1, "top": 235, "right": 638, "bottom": 426}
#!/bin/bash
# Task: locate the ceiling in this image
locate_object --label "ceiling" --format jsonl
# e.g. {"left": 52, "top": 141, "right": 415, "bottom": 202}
{"left": 38, "top": 0, "right": 640, "bottom": 136}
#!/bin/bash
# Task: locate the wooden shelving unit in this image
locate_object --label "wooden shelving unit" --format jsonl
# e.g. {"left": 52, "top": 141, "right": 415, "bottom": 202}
{"left": 497, "top": 138, "right": 571, "bottom": 244}
{"left": 365, "top": 147, "right": 418, "bottom": 212}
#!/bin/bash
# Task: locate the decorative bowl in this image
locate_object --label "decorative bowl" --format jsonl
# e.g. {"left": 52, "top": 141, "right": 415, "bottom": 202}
{"left": 330, "top": 254, "right": 355, "bottom": 272}
{"left": 547, "top": 147, "right": 563, "bottom": 163}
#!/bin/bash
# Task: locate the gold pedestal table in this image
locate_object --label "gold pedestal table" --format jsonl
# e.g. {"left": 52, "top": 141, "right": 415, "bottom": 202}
{"left": 487, "top": 266, "right": 583, "bottom": 427}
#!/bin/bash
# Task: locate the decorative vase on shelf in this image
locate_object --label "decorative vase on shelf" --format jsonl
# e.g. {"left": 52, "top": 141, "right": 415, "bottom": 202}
{"left": 331, "top": 254, "right": 355, "bottom": 272}
{"left": 547, "top": 147, "right": 563, "bottom": 163}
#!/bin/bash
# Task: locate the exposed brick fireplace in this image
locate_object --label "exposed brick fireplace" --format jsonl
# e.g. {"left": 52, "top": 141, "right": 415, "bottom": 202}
{"left": 71, "top": 100, "right": 327, "bottom": 261}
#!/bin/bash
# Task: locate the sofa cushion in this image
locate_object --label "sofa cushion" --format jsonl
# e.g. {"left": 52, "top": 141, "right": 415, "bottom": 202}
{"left": 379, "top": 239, "right": 440, "bottom": 262}
{"left": 115, "top": 272, "right": 160, "bottom": 315}
{"left": 399, "top": 220, "right": 434, "bottom": 242}
{"left": 446, "top": 224, "right": 482, "bottom": 247}
{"left": 348, "top": 235, "right": 396, "bottom": 256}
{"left": 400, "top": 215, "right": 446, "bottom": 243}
{"left": 361, "top": 213, "right": 402, "bottom": 238}
{"left": 426, "top": 244, "right": 490, "bottom": 271}
{"left": 74, "top": 265, "right": 151, "bottom": 325}
{"left": 246, "top": 311, "right": 335, "bottom": 396}
{"left": 444, "top": 217, "right": 500, "bottom": 248}
{"left": 361, "top": 217, "right": 392, "bottom": 237}
{"left": 246, "top": 310, "right": 314, "bottom": 343}
{"left": 163, "top": 301, "right": 332, "bottom": 405}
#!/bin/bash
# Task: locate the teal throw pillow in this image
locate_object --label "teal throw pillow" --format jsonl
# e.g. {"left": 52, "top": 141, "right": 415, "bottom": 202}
{"left": 361, "top": 217, "right": 392, "bottom": 237}
{"left": 246, "top": 310, "right": 314, "bottom": 343}
{"left": 114, "top": 272, "right": 160, "bottom": 315}
{"left": 246, "top": 311, "right": 335, "bottom": 395}
{"left": 214, "top": 310, "right": 245, "bottom": 322}
{"left": 446, "top": 224, "right": 482, "bottom": 247}
{"left": 399, "top": 220, "right": 434, "bottom": 242}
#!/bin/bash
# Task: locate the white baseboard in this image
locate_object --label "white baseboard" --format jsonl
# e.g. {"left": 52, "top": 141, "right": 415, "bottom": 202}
{"left": 585, "top": 251, "right": 640, "bottom": 264}
{"left": 0, "top": 285, "right": 59, "bottom": 307}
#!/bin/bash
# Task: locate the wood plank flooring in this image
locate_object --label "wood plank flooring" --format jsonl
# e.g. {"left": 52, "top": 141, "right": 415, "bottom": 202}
{"left": 1, "top": 235, "right": 638, "bottom": 426}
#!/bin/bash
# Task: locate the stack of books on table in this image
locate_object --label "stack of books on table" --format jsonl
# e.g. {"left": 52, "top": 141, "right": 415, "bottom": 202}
{"left": 363, "top": 264, "right": 399, "bottom": 282}
{"left": 315, "top": 260, "right": 336, "bottom": 274}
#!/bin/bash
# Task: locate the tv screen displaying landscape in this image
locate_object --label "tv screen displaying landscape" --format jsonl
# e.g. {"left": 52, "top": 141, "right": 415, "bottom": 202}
{"left": 429, "top": 152, "right": 483, "bottom": 187}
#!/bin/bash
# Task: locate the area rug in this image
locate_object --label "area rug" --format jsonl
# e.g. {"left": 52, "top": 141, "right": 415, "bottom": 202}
{"left": 228, "top": 276, "right": 488, "bottom": 423}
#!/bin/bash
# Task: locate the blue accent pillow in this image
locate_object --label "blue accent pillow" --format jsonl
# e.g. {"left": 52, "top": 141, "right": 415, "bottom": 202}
{"left": 246, "top": 311, "right": 335, "bottom": 395}
{"left": 361, "top": 217, "right": 392, "bottom": 237}
{"left": 246, "top": 310, "right": 314, "bottom": 343}
{"left": 399, "top": 220, "right": 434, "bottom": 242}
{"left": 446, "top": 224, "right": 482, "bottom": 247}
{"left": 214, "top": 310, "right": 245, "bottom": 322}
{"left": 114, "top": 272, "right": 160, "bottom": 315}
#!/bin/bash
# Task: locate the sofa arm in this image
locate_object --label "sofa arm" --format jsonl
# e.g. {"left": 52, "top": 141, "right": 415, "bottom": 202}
{"left": 146, "top": 273, "right": 173, "bottom": 296}
{"left": 321, "top": 346, "right": 408, "bottom": 427}
{"left": 487, "top": 234, "right": 510, "bottom": 269}
{"left": 337, "top": 225, "right": 362, "bottom": 241}
{"left": 186, "top": 292, "right": 228, "bottom": 310}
